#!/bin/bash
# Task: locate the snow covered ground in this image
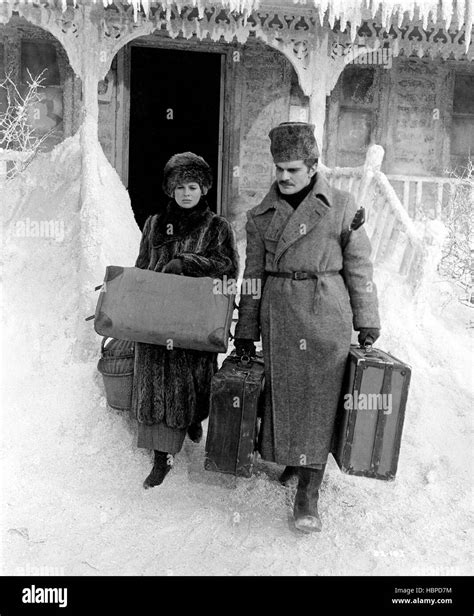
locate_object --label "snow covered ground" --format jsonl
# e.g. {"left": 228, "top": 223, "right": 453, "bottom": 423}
{"left": 1, "top": 135, "right": 472, "bottom": 576}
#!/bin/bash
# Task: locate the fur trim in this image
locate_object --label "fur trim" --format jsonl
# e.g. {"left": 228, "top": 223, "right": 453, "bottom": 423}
{"left": 162, "top": 152, "right": 213, "bottom": 197}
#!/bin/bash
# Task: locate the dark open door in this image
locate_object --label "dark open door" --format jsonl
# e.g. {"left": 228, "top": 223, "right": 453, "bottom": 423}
{"left": 128, "top": 46, "right": 223, "bottom": 229}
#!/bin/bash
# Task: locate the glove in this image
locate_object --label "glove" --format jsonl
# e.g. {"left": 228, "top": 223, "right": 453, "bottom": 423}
{"left": 162, "top": 258, "right": 184, "bottom": 275}
{"left": 358, "top": 328, "right": 380, "bottom": 346}
{"left": 234, "top": 338, "right": 256, "bottom": 358}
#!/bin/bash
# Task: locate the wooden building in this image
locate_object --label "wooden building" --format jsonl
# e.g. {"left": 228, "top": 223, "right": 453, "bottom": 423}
{"left": 1, "top": 0, "right": 472, "bottom": 226}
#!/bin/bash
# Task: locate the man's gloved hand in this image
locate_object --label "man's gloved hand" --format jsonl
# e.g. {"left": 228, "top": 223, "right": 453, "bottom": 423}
{"left": 234, "top": 338, "right": 256, "bottom": 358}
{"left": 162, "top": 258, "right": 184, "bottom": 275}
{"left": 358, "top": 328, "right": 380, "bottom": 346}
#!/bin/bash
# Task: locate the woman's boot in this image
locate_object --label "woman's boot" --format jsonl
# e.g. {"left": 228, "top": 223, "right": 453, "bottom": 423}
{"left": 143, "top": 450, "right": 174, "bottom": 489}
{"left": 293, "top": 465, "right": 325, "bottom": 533}
{"left": 187, "top": 422, "right": 203, "bottom": 443}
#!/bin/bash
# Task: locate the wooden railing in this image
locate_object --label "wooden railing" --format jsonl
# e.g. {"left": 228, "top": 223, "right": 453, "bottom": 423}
{"left": 386, "top": 174, "right": 471, "bottom": 220}
{"left": 322, "top": 145, "right": 428, "bottom": 291}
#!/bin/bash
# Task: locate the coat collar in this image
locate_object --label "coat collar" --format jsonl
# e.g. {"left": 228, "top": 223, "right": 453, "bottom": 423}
{"left": 254, "top": 172, "right": 333, "bottom": 266}
{"left": 151, "top": 198, "right": 212, "bottom": 246}
{"left": 253, "top": 171, "right": 333, "bottom": 216}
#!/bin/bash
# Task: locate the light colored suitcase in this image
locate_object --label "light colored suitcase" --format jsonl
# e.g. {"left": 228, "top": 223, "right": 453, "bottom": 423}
{"left": 332, "top": 345, "right": 411, "bottom": 480}
{"left": 93, "top": 265, "right": 234, "bottom": 353}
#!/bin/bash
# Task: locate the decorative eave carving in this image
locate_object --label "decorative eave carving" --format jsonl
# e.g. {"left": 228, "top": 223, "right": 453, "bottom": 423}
{"left": 0, "top": 0, "right": 472, "bottom": 91}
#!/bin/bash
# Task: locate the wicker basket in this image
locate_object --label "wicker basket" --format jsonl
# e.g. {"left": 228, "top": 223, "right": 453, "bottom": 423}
{"left": 97, "top": 337, "right": 135, "bottom": 411}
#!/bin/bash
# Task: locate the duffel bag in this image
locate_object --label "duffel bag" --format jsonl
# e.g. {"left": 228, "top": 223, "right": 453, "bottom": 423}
{"left": 92, "top": 265, "right": 235, "bottom": 353}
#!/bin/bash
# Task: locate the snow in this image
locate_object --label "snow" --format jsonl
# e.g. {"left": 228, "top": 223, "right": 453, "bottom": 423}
{"left": 1, "top": 134, "right": 473, "bottom": 576}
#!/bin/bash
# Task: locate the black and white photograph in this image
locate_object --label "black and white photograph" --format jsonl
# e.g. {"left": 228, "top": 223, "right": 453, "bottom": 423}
{"left": 0, "top": 0, "right": 472, "bottom": 605}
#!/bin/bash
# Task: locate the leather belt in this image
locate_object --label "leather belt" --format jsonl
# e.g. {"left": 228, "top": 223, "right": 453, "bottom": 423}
{"left": 265, "top": 270, "right": 341, "bottom": 281}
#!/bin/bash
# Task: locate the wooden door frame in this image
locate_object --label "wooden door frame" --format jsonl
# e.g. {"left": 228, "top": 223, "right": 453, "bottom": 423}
{"left": 115, "top": 35, "right": 232, "bottom": 217}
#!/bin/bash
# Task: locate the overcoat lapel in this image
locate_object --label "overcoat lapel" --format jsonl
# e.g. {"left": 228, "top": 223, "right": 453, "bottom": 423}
{"left": 264, "top": 194, "right": 293, "bottom": 241}
{"left": 274, "top": 174, "right": 332, "bottom": 266}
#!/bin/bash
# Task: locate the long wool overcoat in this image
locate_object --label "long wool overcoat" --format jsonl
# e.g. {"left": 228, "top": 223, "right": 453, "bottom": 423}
{"left": 235, "top": 172, "right": 380, "bottom": 466}
{"left": 131, "top": 200, "right": 239, "bottom": 429}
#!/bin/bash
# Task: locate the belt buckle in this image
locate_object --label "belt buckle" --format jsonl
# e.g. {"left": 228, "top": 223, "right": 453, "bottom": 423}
{"left": 293, "top": 271, "right": 308, "bottom": 280}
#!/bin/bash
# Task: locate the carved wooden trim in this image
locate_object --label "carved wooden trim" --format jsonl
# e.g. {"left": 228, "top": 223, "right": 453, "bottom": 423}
{"left": 1, "top": 2, "right": 470, "bottom": 88}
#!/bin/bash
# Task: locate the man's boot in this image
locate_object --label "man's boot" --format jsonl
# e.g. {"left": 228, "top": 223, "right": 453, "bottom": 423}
{"left": 143, "top": 450, "right": 174, "bottom": 489}
{"left": 278, "top": 465, "right": 298, "bottom": 486}
{"left": 293, "top": 465, "right": 325, "bottom": 533}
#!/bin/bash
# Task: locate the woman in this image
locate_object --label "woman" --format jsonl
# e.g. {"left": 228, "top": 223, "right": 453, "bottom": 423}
{"left": 132, "top": 152, "right": 239, "bottom": 488}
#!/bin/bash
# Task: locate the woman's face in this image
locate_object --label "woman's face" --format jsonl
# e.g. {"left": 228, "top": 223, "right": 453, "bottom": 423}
{"left": 174, "top": 182, "right": 205, "bottom": 208}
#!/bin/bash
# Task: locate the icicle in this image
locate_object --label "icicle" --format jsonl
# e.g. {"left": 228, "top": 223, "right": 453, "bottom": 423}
{"left": 397, "top": 5, "right": 403, "bottom": 28}
{"left": 466, "top": 0, "right": 473, "bottom": 53}
{"left": 442, "top": 0, "right": 453, "bottom": 31}
{"left": 139, "top": 0, "right": 147, "bottom": 17}
{"left": 455, "top": 0, "right": 464, "bottom": 28}
{"left": 368, "top": 0, "right": 377, "bottom": 19}
{"left": 317, "top": 0, "right": 329, "bottom": 27}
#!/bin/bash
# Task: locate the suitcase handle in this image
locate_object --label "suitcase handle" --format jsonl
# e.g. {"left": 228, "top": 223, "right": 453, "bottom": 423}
{"left": 361, "top": 342, "right": 373, "bottom": 353}
{"left": 238, "top": 354, "right": 264, "bottom": 367}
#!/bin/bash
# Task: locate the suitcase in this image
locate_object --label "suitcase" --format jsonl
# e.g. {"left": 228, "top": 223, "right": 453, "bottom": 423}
{"left": 93, "top": 265, "right": 235, "bottom": 353}
{"left": 332, "top": 345, "right": 411, "bottom": 480}
{"left": 205, "top": 353, "right": 265, "bottom": 477}
{"left": 97, "top": 337, "right": 135, "bottom": 411}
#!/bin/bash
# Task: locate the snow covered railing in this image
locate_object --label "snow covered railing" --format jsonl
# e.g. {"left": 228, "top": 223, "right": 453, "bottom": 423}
{"left": 323, "top": 144, "right": 428, "bottom": 290}
{"left": 386, "top": 173, "right": 471, "bottom": 220}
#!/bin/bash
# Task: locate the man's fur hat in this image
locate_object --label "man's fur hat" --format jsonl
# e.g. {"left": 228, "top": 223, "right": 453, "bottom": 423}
{"left": 162, "top": 152, "right": 213, "bottom": 197}
{"left": 268, "top": 122, "right": 319, "bottom": 163}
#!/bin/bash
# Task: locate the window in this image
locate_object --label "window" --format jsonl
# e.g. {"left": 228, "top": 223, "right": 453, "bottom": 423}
{"left": 450, "top": 73, "right": 474, "bottom": 171}
{"left": 21, "top": 41, "right": 60, "bottom": 86}
{"left": 336, "top": 66, "right": 377, "bottom": 166}
{"left": 19, "top": 40, "right": 63, "bottom": 140}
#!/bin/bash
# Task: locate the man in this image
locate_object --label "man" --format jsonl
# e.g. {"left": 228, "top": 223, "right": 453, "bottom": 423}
{"left": 234, "top": 122, "right": 380, "bottom": 533}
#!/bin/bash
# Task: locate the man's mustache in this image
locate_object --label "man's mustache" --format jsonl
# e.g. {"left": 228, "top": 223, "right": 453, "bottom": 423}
{"left": 279, "top": 181, "right": 294, "bottom": 186}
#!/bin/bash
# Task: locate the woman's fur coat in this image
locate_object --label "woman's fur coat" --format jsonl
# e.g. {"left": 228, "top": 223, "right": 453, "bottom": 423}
{"left": 131, "top": 199, "right": 239, "bottom": 429}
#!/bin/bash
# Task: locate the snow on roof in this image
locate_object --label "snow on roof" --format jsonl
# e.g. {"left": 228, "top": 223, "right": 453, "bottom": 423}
{"left": 2, "top": 0, "right": 473, "bottom": 50}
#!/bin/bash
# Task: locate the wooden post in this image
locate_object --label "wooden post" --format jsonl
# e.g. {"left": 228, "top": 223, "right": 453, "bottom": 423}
{"left": 436, "top": 181, "right": 443, "bottom": 218}
{"left": 357, "top": 144, "right": 385, "bottom": 210}
{"left": 403, "top": 181, "right": 410, "bottom": 213}
{"left": 415, "top": 180, "right": 423, "bottom": 218}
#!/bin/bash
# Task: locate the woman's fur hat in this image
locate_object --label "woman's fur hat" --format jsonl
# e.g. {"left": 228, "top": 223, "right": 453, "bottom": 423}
{"left": 162, "top": 152, "right": 213, "bottom": 197}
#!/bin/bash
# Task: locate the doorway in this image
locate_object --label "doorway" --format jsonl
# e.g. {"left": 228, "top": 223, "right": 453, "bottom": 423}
{"left": 128, "top": 45, "right": 224, "bottom": 229}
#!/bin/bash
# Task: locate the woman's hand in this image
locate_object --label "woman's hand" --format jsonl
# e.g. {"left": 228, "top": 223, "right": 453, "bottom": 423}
{"left": 162, "top": 258, "right": 184, "bottom": 275}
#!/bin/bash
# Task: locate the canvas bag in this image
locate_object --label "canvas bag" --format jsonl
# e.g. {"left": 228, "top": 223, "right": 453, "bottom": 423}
{"left": 93, "top": 265, "right": 235, "bottom": 353}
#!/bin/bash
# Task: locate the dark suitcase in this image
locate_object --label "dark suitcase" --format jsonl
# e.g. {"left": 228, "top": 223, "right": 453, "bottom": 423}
{"left": 205, "top": 353, "right": 265, "bottom": 477}
{"left": 332, "top": 345, "right": 411, "bottom": 480}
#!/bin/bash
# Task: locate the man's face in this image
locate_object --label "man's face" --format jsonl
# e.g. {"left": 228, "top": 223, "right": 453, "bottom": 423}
{"left": 275, "top": 160, "right": 317, "bottom": 195}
